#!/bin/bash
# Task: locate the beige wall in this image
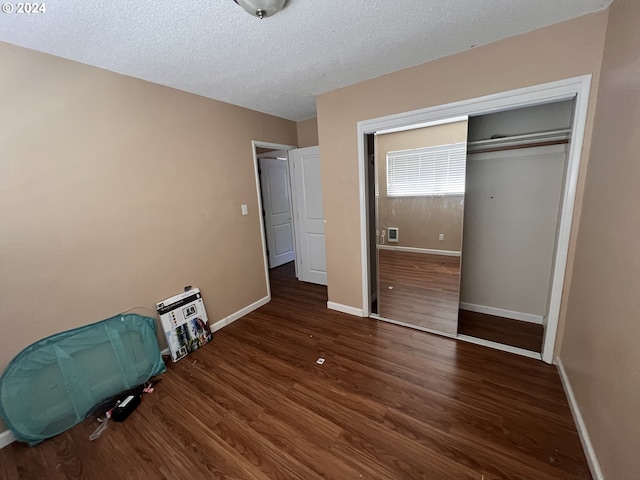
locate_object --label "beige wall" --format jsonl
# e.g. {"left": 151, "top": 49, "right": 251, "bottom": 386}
{"left": 560, "top": 0, "right": 640, "bottom": 477}
{"left": 375, "top": 121, "right": 467, "bottom": 251}
{"left": 0, "top": 43, "right": 297, "bottom": 381}
{"left": 316, "top": 12, "right": 608, "bottom": 337}
{"left": 296, "top": 117, "right": 319, "bottom": 147}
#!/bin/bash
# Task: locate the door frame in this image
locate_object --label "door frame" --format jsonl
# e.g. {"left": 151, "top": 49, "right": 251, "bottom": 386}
{"left": 356, "top": 75, "right": 592, "bottom": 364}
{"left": 252, "top": 141, "right": 296, "bottom": 299}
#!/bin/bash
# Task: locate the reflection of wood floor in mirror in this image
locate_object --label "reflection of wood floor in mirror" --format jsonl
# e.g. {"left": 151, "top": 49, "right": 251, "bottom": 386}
{"left": 458, "top": 310, "right": 544, "bottom": 352}
{"left": 378, "top": 249, "right": 460, "bottom": 335}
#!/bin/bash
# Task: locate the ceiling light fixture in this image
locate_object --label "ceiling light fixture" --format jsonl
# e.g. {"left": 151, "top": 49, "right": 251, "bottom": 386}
{"left": 234, "top": 0, "right": 286, "bottom": 19}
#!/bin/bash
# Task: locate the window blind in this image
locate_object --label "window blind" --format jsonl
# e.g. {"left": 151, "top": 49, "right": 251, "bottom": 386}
{"left": 386, "top": 142, "right": 467, "bottom": 197}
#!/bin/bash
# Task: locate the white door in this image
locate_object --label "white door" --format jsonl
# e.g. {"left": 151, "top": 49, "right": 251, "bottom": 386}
{"left": 289, "top": 146, "right": 327, "bottom": 285}
{"left": 259, "top": 156, "right": 295, "bottom": 268}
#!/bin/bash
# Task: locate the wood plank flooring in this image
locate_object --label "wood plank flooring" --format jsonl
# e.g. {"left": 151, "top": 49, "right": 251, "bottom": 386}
{"left": 0, "top": 262, "right": 590, "bottom": 479}
{"left": 458, "top": 309, "right": 545, "bottom": 353}
{"left": 378, "top": 249, "right": 461, "bottom": 335}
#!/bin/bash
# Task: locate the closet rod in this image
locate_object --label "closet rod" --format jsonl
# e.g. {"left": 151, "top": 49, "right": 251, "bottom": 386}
{"left": 467, "top": 128, "right": 571, "bottom": 154}
{"left": 468, "top": 139, "right": 568, "bottom": 155}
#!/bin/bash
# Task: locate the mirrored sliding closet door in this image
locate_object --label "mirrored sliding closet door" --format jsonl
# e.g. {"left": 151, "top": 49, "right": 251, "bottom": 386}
{"left": 375, "top": 117, "right": 468, "bottom": 335}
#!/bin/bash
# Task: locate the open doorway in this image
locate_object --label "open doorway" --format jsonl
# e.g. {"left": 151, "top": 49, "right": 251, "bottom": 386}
{"left": 252, "top": 142, "right": 297, "bottom": 294}
{"left": 256, "top": 149, "right": 296, "bottom": 269}
{"left": 252, "top": 141, "right": 328, "bottom": 300}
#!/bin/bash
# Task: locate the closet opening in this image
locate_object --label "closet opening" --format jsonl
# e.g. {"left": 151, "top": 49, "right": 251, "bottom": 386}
{"left": 457, "top": 99, "right": 575, "bottom": 355}
{"left": 357, "top": 75, "right": 592, "bottom": 363}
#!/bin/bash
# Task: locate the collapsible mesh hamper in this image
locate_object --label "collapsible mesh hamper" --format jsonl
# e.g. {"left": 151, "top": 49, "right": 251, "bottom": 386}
{"left": 0, "top": 313, "right": 166, "bottom": 445}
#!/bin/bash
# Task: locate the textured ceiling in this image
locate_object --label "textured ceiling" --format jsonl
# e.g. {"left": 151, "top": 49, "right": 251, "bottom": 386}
{"left": 0, "top": 0, "right": 612, "bottom": 121}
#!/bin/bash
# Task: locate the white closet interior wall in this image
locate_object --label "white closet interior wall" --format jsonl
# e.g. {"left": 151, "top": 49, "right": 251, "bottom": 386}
{"left": 460, "top": 100, "right": 574, "bottom": 324}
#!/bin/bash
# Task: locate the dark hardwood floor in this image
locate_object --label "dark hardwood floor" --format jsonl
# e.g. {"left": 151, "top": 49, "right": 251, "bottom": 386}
{"left": 0, "top": 262, "right": 590, "bottom": 479}
{"left": 378, "top": 249, "right": 461, "bottom": 335}
{"left": 458, "top": 309, "right": 545, "bottom": 353}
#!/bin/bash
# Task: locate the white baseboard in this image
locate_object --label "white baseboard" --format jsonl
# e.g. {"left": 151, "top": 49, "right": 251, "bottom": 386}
{"left": 459, "top": 302, "right": 544, "bottom": 325}
{"left": 377, "top": 244, "right": 461, "bottom": 257}
{"left": 556, "top": 358, "right": 604, "bottom": 480}
{"left": 161, "top": 296, "right": 270, "bottom": 353}
{"left": 327, "top": 301, "right": 365, "bottom": 317}
{"left": 210, "top": 295, "right": 270, "bottom": 333}
{"left": 0, "top": 429, "right": 16, "bottom": 450}
{"left": 160, "top": 348, "right": 170, "bottom": 356}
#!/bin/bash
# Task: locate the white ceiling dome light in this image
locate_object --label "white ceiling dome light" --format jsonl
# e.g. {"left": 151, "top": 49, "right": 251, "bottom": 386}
{"left": 234, "top": 0, "right": 287, "bottom": 19}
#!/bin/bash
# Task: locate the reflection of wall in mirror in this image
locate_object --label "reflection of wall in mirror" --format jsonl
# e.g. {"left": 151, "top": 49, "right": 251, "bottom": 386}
{"left": 377, "top": 196, "right": 464, "bottom": 251}
{"left": 375, "top": 121, "right": 468, "bottom": 252}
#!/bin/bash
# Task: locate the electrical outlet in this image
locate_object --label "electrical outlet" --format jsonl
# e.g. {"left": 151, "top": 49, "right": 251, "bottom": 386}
{"left": 241, "top": 204, "right": 248, "bottom": 215}
{"left": 439, "top": 233, "right": 444, "bottom": 241}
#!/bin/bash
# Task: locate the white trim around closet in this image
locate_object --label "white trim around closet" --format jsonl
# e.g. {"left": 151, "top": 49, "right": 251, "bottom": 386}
{"left": 457, "top": 335, "right": 542, "bottom": 360}
{"left": 370, "top": 314, "right": 458, "bottom": 339}
{"left": 357, "top": 75, "right": 592, "bottom": 364}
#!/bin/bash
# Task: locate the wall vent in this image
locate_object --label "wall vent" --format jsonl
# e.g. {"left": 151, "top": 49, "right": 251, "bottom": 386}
{"left": 388, "top": 227, "right": 399, "bottom": 242}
